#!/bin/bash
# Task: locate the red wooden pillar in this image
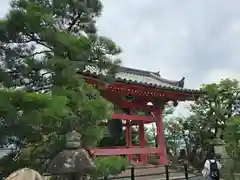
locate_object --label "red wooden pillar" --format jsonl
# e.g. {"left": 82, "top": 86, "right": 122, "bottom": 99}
{"left": 139, "top": 121, "right": 147, "bottom": 163}
{"left": 154, "top": 109, "right": 168, "bottom": 165}
{"left": 126, "top": 120, "right": 132, "bottom": 161}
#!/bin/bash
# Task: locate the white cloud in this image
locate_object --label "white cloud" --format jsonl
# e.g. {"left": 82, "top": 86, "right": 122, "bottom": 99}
{"left": 205, "top": 69, "right": 240, "bottom": 84}
{"left": 229, "top": 20, "right": 240, "bottom": 34}
{"left": 0, "top": 1, "right": 9, "bottom": 17}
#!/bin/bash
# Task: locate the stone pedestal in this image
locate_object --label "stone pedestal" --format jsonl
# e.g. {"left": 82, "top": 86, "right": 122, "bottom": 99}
{"left": 212, "top": 138, "right": 231, "bottom": 179}
{"left": 234, "top": 173, "right": 240, "bottom": 180}
{"left": 212, "top": 139, "right": 228, "bottom": 158}
{"left": 46, "top": 131, "right": 96, "bottom": 179}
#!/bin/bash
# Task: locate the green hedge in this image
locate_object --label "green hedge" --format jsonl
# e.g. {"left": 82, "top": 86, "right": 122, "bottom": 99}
{"left": 92, "top": 156, "right": 128, "bottom": 178}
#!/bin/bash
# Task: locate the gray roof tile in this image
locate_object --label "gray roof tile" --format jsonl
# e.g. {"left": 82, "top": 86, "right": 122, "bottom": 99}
{"left": 83, "top": 66, "right": 203, "bottom": 94}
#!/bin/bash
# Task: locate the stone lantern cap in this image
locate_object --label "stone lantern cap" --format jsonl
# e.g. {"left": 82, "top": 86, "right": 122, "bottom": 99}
{"left": 211, "top": 138, "right": 225, "bottom": 146}
{"left": 46, "top": 131, "right": 96, "bottom": 175}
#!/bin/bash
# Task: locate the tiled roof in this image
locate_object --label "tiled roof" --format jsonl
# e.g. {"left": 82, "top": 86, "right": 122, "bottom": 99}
{"left": 83, "top": 66, "right": 203, "bottom": 94}
{"left": 114, "top": 66, "right": 185, "bottom": 87}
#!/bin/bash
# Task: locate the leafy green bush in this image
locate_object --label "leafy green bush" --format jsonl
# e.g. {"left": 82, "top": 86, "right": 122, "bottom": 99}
{"left": 92, "top": 156, "right": 128, "bottom": 178}
{"left": 224, "top": 115, "right": 240, "bottom": 178}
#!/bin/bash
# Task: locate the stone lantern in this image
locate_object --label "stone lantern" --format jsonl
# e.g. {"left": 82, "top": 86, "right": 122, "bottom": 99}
{"left": 211, "top": 138, "right": 228, "bottom": 159}
{"left": 46, "top": 131, "right": 96, "bottom": 180}
{"left": 211, "top": 138, "right": 232, "bottom": 179}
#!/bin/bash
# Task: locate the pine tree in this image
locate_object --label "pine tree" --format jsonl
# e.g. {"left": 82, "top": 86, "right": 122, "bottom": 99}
{"left": 0, "top": 0, "right": 122, "bottom": 175}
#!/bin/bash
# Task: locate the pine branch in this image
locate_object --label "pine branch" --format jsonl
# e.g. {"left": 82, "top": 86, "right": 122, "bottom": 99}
{"left": 67, "top": 12, "right": 82, "bottom": 31}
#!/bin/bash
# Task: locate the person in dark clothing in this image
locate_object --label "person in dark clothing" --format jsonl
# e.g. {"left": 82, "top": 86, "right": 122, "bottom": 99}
{"left": 202, "top": 152, "right": 221, "bottom": 180}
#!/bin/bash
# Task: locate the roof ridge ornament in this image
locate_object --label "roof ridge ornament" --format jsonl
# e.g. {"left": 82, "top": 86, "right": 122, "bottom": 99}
{"left": 178, "top": 77, "right": 185, "bottom": 88}
{"left": 152, "top": 71, "right": 161, "bottom": 77}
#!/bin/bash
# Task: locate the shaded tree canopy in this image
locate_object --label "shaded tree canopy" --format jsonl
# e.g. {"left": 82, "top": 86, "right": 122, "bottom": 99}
{"left": 190, "top": 78, "right": 240, "bottom": 138}
{"left": 164, "top": 79, "right": 240, "bottom": 167}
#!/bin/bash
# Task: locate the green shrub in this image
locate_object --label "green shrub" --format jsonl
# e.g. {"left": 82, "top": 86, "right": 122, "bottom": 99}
{"left": 92, "top": 156, "right": 128, "bottom": 178}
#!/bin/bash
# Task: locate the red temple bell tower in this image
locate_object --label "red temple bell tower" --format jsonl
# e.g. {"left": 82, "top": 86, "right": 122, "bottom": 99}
{"left": 83, "top": 66, "right": 203, "bottom": 165}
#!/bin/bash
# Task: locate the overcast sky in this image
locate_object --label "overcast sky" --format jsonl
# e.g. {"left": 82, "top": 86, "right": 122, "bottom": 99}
{"left": 1, "top": 0, "right": 240, "bottom": 116}
{"left": 96, "top": 0, "right": 240, "bottom": 89}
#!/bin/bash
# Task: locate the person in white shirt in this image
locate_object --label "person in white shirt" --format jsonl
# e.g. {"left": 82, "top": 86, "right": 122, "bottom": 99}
{"left": 202, "top": 152, "right": 221, "bottom": 180}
